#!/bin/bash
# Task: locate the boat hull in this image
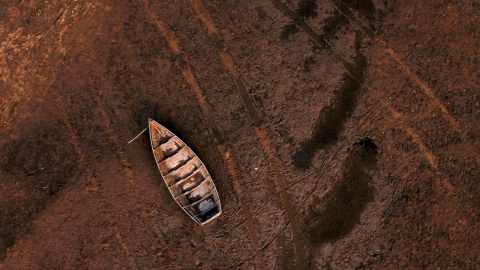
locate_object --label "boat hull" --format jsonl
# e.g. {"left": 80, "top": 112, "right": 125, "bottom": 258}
{"left": 148, "top": 118, "right": 222, "bottom": 225}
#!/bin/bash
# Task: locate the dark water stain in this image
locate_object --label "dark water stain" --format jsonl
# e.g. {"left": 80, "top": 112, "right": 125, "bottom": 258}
{"left": 304, "top": 138, "right": 377, "bottom": 245}
{"left": 354, "top": 137, "right": 378, "bottom": 153}
{"left": 333, "top": 0, "right": 376, "bottom": 22}
{"left": 0, "top": 119, "right": 78, "bottom": 260}
{"left": 331, "top": 0, "right": 377, "bottom": 31}
{"left": 280, "top": 0, "right": 317, "bottom": 40}
{"left": 377, "top": 1, "right": 396, "bottom": 19}
{"left": 296, "top": 0, "right": 318, "bottom": 19}
{"left": 306, "top": 9, "right": 349, "bottom": 54}
{"left": 255, "top": 6, "right": 267, "bottom": 20}
{"left": 293, "top": 31, "right": 367, "bottom": 168}
{"left": 280, "top": 23, "right": 299, "bottom": 40}
{"left": 321, "top": 10, "right": 349, "bottom": 42}
{"left": 302, "top": 55, "right": 316, "bottom": 72}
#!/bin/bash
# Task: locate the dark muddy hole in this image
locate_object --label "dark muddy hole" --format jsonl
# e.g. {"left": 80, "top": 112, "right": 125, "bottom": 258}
{"left": 321, "top": 10, "right": 349, "bottom": 42}
{"left": 304, "top": 138, "right": 378, "bottom": 245}
{"left": 296, "top": 0, "right": 318, "bottom": 19}
{"left": 332, "top": 0, "right": 376, "bottom": 23}
{"left": 280, "top": 23, "right": 298, "bottom": 40}
{"left": 293, "top": 31, "right": 367, "bottom": 168}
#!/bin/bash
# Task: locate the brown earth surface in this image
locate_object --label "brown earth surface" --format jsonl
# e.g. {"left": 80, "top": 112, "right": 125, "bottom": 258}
{"left": 1, "top": 0, "right": 479, "bottom": 269}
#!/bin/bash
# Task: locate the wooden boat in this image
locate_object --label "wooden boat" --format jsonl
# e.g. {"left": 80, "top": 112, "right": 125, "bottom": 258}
{"left": 148, "top": 118, "right": 222, "bottom": 225}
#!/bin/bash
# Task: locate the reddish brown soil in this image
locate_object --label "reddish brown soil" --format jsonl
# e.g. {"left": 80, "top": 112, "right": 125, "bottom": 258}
{"left": 1, "top": 0, "right": 479, "bottom": 269}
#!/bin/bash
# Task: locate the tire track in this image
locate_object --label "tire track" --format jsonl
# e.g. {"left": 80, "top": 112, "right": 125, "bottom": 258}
{"left": 141, "top": 3, "right": 224, "bottom": 145}
{"left": 53, "top": 5, "right": 137, "bottom": 268}
{"left": 0, "top": 4, "right": 72, "bottom": 124}
{"left": 379, "top": 42, "right": 461, "bottom": 132}
{"left": 187, "top": 0, "right": 262, "bottom": 126}
{"left": 293, "top": 30, "right": 367, "bottom": 168}
{"left": 254, "top": 126, "right": 306, "bottom": 269}
{"left": 222, "top": 95, "right": 387, "bottom": 268}
{"left": 60, "top": 71, "right": 139, "bottom": 270}
{"left": 54, "top": 94, "right": 84, "bottom": 165}
{"left": 231, "top": 125, "right": 370, "bottom": 268}
{"left": 272, "top": 0, "right": 463, "bottom": 138}
{"left": 85, "top": 172, "right": 139, "bottom": 269}
{"left": 140, "top": 2, "right": 264, "bottom": 269}
{"left": 4, "top": 84, "right": 138, "bottom": 269}
{"left": 224, "top": 70, "right": 412, "bottom": 236}
{"left": 275, "top": 0, "right": 480, "bottom": 175}
{"left": 383, "top": 104, "right": 456, "bottom": 193}
{"left": 219, "top": 69, "right": 413, "bottom": 268}
{"left": 87, "top": 173, "right": 138, "bottom": 269}
{"left": 215, "top": 77, "right": 403, "bottom": 236}
{"left": 327, "top": 0, "right": 470, "bottom": 144}
{"left": 9, "top": 11, "right": 136, "bottom": 270}
{"left": 217, "top": 145, "right": 265, "bottom": 270}
{"left": 56, "top": 13, "right": 138, "bottom": 270}
{"left": 270, "top": 0, "right": 360, "bottom": 81}
{"left": 387, "top": 106, "right": 438, "bottom": 169}
{"left": 95, "top": 98, "right": 136, "bottom": 186}
{"left": 187, "top": 0, "right": 306, "bottom": 268}
{"left": 0, "top": 4, "right": 97, "bottom": 261}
